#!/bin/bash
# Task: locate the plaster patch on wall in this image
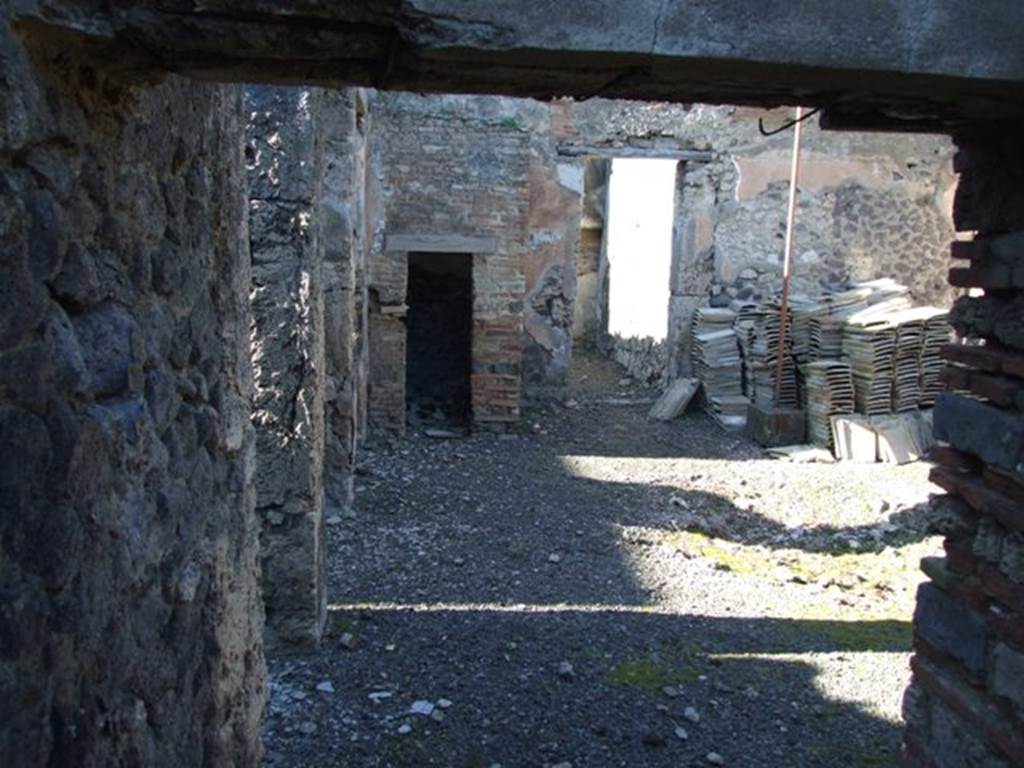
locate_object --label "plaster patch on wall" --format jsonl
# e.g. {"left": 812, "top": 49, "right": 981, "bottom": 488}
{"left": 557, "top": 162, "right": 585, "bottom": 194}
{"left": 733, "top": 150, "right": 925, "bottom": 201}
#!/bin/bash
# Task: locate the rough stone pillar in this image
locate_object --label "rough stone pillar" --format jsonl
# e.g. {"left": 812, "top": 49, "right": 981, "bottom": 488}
{"left": 901, "top": 126, "right": 1024, "bottom": 767}
{"left": 320, "top": 89, "right": 370, "bottom": 512}
{"left": 0, "top": 16, "right": 264, "bottom": 767}
{"left": 668, "top": 162, "right": 717, "bottom": 379}
{"left": 246, "top": 87, "right": 328, "bottom": 646}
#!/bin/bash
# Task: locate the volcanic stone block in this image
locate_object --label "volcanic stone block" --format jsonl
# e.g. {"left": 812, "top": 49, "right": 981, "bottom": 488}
{"left": 247, "top": 85, "right": 329, "bottom": 646}
{"left": 914, "top": 582, "right": 990, "bottom": 680}
{"left": 745, "top": 403, "right": 806, "bottom": 447}
{"left": 990, "top": 642, "right": 1024, "bottom": 714}
{"left": 933, "top": 393, "right": 1024, "bottom": 474}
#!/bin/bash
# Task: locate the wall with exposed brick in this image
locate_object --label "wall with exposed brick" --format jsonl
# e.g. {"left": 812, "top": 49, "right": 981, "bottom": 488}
{"left": 366, "top": 93, "right": 542, "bottom": 431}
{"left": 901, "top": 128, "right": 1024, "bottom": 768}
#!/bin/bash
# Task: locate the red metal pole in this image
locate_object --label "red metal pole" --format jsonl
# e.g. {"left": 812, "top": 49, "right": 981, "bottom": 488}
{"left": 773, "top": 106, "right": 804, "bottom": 405}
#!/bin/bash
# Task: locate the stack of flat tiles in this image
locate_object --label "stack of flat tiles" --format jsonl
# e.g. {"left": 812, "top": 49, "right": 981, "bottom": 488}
{"left": 892, "top": 311, "right": 926, "bottom": 412}
{"left": 748, "top": 302, "right": 800, "bottom": 408}
{"left": 843, "top": 318, "right": 897, "bottom": 416}
{"left": 732, "top": 302, "right": 759, "bottom": 399}
{"left": 919, "top": 311, "right": 952, "bottom": 407}
{"left": 795, "top": 286, "right": 882, "bottom": 364}
{"left": 852, "top": 278, "right": 911, "bottom": 306}
{"left": 692, "top": 308, "right": 751, "bottom": 429}
{"left": 808, "top": 316, "right": 846, "bottom": 360}
{"left": 804, "top": 360, "right": 855, "bottom": 449}
{"left": 789, "top": 297, "right": 822, "bottom": 364}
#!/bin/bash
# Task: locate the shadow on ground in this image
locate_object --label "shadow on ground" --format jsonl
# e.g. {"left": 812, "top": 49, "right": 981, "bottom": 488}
{"left": 264, "top": 353, "right": 935, "bottom": 767}
{"left": 265, "top": 605, "right": 907, "bottom": 768}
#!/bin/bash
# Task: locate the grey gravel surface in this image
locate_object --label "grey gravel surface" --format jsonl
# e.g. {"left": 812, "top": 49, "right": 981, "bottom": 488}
{"left": 263, "top": 350, "right": 942, "bottom": 768}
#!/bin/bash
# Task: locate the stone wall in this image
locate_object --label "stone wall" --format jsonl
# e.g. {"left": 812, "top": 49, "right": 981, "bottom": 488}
{"left": 575, "top": 159, "right": 609, "bottom": 346}
{"left": 1, "top": 17, "right": 263, "bottom": 767}
{"left": 522, "top": 101, "right": 583, "bottom": 401}
{"left": 708, "top": 114, "right": 956, "bottom": 307}
{"left": 570, "top": 101, "right": 957, "bottom": 382}
{"left": 320, "top": 90, "right": 370, "bottom": 511}
{"left": 901, "top": 129, "right": 1024, "bottom": 768}
{"left": 246, "top": 86, "right": 328, "bottom": 646}
{"left": 246, "top": 85, "right": 367, "bottom": 644}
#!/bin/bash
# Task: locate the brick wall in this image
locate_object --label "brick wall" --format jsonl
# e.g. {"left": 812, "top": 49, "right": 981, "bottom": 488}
{"left": 366, "top": 94, "right": 537, "bottom": 431}
{"left": 901, "top": 128, "right": 1024, "bottom": 768}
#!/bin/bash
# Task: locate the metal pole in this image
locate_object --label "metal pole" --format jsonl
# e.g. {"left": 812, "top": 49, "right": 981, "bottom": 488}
{"left": 773, "top": 106, "right": 804, "bottom": 405}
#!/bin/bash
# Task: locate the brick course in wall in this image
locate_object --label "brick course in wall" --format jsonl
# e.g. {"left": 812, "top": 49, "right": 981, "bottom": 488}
{"left": 366, "top": 95, "right": 535, "bottom": 432}
{"left": 901, "top": 129, "right": 1024, "bottom": 768}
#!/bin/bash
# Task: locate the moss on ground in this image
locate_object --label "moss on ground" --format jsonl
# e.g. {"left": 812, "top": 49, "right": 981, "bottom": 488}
{"left": 605, "top": 656, "right": 701, "bottom": 691}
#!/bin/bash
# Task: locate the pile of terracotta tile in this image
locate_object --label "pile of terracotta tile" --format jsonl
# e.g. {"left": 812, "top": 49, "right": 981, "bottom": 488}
{"left": 919, "top": 312, "right": 953, "bottom": 406}
{"left": 803, "top": 360, "right": 855, "bottom": 449}
{"left": 842, "top": 318, "right": 898, "bottom": 415}
{"left": 732, "top": 301, "right": 759, "bottom": 399}
{"left": 691, "top": 308, "right": 749, "bottom": 428}
{"left": 745, "top": 301, "right": 800, "bottom": 408}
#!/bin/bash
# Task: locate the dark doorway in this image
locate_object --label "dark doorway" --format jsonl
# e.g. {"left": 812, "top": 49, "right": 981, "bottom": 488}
{"left": 405, "top": 252, "right": 473, "bottom": 428}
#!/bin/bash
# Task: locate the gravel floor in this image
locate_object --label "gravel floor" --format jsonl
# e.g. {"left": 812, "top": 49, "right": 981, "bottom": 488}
{"left": 263, "top": 349, "right": 943, "bottom": 768}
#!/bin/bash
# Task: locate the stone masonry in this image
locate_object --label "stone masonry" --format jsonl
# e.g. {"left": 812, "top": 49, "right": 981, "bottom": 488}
{"left": 901, "top": 130, "right": 1024, "bottom": 767}
{"left": 4, "top": 2, "right": 1024, "bottom": 767}
{"left": 246, "top": 86, "right": 328, "bottom": 646}
{"left": 1, "top": 16, "right": 263, "bottom": 767}
{"left": 246, "top": 85, "right": 368, "bottom": 645}
{"left": 320, "top": 90, "right": 371, "bottom": 514}
{"left": 570, "top": 102, "right": 957, "bottom": 381}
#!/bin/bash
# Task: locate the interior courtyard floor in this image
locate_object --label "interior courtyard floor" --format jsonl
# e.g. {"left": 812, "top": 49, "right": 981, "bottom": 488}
{"left": 263, "top": 348, "right": 943, "bottom": 768}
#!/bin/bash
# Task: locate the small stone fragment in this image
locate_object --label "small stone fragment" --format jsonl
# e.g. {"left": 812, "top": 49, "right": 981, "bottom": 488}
{"left": 339, "top": 632, "right": 357, "bottom": 650}
{"left": 661, "top": 685, "right": 681, "bottom": 698}
{"left": 410, "top": 700, "right": 435, "bottom": 716}
{"left": 557, "top": 661, "right": 575, "bottom": 681}
{"left": 707, "top": 752, "right": 725, "bottom": 765}
{"left": 684, "top": 706, "right": 701, "bottom": 723}
{"left": 397, "top": 724, "right": 412, "bottom": 735}
{"left": 642, "top": 731, "right": 667, "bottom": 747}
{"left": 315, "top": 680, "right": 335, "bottom": 694}
{"left": 548, "top": 553, "right": 562, "bottom": 564}
{"left": 674, "top": 726, "right": 689, "bottom": 740}
{"left": 437, "top": 698, "right": 453, "bottom": 709}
